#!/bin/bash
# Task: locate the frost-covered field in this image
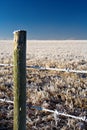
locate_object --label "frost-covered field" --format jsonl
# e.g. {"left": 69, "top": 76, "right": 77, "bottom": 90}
{"left": 0, "top": 40, "right": 87, "bottom": 129}
{"left": 0, "top": 40, "right": 87, "bottom": 67}
{"left": 0, "top": 40, "right": 87, "bottom": 60}
{"left": 27, "top": 40, "right": 87, "bottom": 61}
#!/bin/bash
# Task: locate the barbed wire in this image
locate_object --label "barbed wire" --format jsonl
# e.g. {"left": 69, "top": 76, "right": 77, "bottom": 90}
{"left": 0, "top": 63, "right": 87, "bottom": 74}
{"left": 0, "top": 63, "right": 87, "bottom": 123}
{"left": 0, "top": 98, "right": 13, "bottom": 104}
{"left": 0, "top": 98, "right": 87, "bottom": 122}
{"left": 0, "top": 63, "right": 13, "bottom": 67}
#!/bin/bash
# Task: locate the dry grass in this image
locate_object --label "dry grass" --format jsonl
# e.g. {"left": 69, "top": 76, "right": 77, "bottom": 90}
{"left": 0, "top": 40, "right": 87, "bottom": 129}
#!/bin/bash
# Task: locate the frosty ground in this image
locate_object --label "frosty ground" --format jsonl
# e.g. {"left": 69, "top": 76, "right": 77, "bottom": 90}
{"left": 0, "top": 40, "right": 87, "bottom": 130}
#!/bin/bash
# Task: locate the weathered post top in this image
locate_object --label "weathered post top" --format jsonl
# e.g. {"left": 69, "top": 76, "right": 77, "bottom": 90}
{"left": 13, "top": 30, "right": 26, "bottom": 51}
{"left": 13, "top": 30, "right": 26, "bottom": 43}
{"left": 13, "top": 30, "right": 26, "bottom": 34}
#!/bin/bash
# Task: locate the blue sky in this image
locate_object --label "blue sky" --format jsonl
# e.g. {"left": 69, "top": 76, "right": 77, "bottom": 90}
{"left": 0, "top": 0, "right": 87, "bottom": 40}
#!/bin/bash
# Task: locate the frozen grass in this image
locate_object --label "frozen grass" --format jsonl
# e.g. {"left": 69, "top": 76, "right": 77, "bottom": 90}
{"left": 0, "top": 40, "right": 87, "bottom": 129}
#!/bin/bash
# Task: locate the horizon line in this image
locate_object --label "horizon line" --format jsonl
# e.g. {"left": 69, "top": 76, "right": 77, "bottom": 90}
{"left": 0, "top": 39, "right": 87, "bottom": 42}
{"left": 0, "top": 39, "right": 87, "bottom": 41}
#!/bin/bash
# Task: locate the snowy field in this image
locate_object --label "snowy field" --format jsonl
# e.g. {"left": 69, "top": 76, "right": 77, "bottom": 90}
{"left": 0, "top": 40, "right": 87, "bottom": 61}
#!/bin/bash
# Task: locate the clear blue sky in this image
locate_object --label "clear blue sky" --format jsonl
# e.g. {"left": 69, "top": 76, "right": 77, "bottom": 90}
{"left": 0, "top": 0, "right": 87, "bottom": 40}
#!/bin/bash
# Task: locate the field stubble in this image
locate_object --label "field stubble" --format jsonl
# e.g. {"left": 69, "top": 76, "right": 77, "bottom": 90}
{"left": 0, "top": 40, "right": 87, "bottom": 129}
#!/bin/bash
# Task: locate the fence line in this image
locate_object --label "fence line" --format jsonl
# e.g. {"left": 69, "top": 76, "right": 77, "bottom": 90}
{"left": 0, "top": 63, "right": 87, "bottom": 74}
{"left": 0, "top": 62, "right": 87, "bottom": 125}
{"left": 0, "top": 98, "right": 13, "bottom": 104}
{"left": 0, "top": 98, "right": 87, "bottom": 122}
{"left": 28, "top": 66, "right": 87, "bottom": 74}
{"left": 0, "top": 63, "right": 13, "bottom": 67}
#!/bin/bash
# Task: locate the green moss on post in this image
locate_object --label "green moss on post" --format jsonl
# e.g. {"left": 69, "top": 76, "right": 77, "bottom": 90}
{"left": 13, "top": 30, "right": 26, "bottom": 130}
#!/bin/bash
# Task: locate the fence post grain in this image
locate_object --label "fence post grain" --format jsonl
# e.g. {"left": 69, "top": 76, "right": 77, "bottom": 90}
{"left": 13, "top": 30, "right": 26, "bottom": 130}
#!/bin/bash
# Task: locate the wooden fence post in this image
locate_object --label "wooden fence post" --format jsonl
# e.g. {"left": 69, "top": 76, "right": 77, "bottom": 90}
{"left": 13, "top": 30, "right": 26, "bottom": 130}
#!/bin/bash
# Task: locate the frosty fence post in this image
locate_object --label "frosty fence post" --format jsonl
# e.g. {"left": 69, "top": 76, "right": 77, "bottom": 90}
{"left": 13, "top": 30, "right": 26, "bottom": 130}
